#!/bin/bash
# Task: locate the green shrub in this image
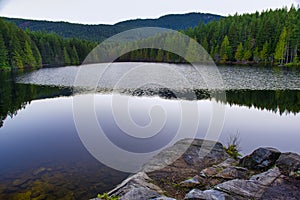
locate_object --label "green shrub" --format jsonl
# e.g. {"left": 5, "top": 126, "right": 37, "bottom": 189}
{"left": 225, "top": 132, "right": 242, "bottom": 159}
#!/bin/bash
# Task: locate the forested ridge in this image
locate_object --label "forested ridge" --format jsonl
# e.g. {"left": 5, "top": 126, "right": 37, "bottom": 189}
{"left": 1, "top": 7, "right": 300, "bottom": 71}
{"left": 4, "top": 13, "right": 221, "bottom": 41}
{"left": 121, "top": 6, "right": 300, "bottom": 66}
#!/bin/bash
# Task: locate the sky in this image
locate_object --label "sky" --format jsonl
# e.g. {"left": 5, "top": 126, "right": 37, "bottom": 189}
{"left": 0, "top": 0, "right": 299, "bottom": 25}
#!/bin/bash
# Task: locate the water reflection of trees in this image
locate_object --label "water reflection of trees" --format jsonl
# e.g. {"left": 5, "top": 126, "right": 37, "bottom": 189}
{"left": 0, "top": 72, "right": 73, "bottom": 128}
{"left": 1, "top": 72, "right": 299, "bottom": 128}
{"left": 215, "top": 90, "right": 300, "bottom": 115}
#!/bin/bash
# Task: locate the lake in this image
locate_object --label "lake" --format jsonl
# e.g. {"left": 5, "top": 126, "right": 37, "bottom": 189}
{"left": 0, "top": 63, "right": 300, "bottom": 199}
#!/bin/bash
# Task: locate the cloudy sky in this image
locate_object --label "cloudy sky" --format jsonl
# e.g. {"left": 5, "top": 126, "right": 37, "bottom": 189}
{"left": 0, "top": 0, "right": 298, "bottom": 24}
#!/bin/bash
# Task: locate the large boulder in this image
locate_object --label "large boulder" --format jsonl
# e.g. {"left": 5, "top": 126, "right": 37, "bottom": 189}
{"left": 275, "top": 152, "right": 300, "bottom": 177}
{"left": 240, "top": 147, "right": 281, "bottom": 170}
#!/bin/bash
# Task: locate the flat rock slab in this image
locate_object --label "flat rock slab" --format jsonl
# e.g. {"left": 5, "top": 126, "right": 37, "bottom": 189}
{"left": 214, "top": 167, "right": 281, "bottom": 199}
{"left": 185, "top": 189, "right": 234, "bottom": 200}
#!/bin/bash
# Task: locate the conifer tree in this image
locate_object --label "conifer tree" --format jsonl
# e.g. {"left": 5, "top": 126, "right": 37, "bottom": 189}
{"left": 274, "top": 27, "right": 287, "bottom": 65}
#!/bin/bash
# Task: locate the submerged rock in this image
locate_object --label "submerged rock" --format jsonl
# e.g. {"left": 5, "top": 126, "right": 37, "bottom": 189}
{"left": 240, "top": 147, "right": 281, "bottom": 170}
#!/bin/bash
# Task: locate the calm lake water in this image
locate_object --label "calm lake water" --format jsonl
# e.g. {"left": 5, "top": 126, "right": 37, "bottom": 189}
{"left": 0, "top": 63, "right": 300, "bottom": 199}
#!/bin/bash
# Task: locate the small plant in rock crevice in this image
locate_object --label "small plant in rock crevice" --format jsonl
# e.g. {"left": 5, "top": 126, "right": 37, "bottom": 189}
{"left": 225, "top": 131, "right": 242, "bottom": 159}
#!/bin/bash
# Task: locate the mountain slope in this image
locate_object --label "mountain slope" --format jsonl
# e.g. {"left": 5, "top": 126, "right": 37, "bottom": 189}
{"left": 115, "top": 13, "right": 221, "bottom": 30}
{"left": 2, "top": 13, "right": 222, "bottom": 41}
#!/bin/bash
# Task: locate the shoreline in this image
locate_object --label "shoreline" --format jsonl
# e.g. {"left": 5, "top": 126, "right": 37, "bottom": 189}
{"left": 1, "top": 61, "right": 299, "bottom": 72}
{"left": 92, "top": 139, "right": 300, "bottom": 200}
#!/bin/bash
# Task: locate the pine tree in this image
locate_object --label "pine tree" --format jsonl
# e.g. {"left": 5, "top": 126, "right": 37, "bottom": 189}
{"left": 9, "top": 34, "right": 24, "bottom": 69}
{"left": 31, "top": 42, "right": 42, "bottom": 67}
{"left": 23, "top": 40, "right": 36, "bottom": 67}
{"left": 260, "top": 42, "right": 269, "bottom": 63}
{"left": 220, "top": 35, "right": 232, "bottom": 63}
{"left": 71, "top": 46, "right": 80, "bottom": 65}
{"left": 235, "top": 43, "right": 244, "bottom": 61}
{"left": 186, "top": 39, "right": 201, "bottom": 63}
{"left": 63, "top": 47, "right": 71, "bottom": 65}
{"left": 253, "top": 47, "right": 260, "bottom": 63}
{"left": 274, "top": 27, "right": 287, "bottom": 65}
{"left": 0, "top": 34, "right": 8, "bottom": 69}
{"left": 243, "top": 50, "right": 252, "bottom": 61}
{"left": 156, "top": 49, "right": 164, "bottom": 62}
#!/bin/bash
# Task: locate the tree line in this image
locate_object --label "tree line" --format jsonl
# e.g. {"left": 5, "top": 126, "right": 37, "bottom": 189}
{"left": 185, "top": 6, "right": 300, "bottom": 66}
{"left": 1, "top": 6, "right": 300, "bottom": 70}
{"left": 117, "top": 6, "right": 300, "bottom": 66}
{"left": 0, "top": 18, "right": 96, "bottom": 70}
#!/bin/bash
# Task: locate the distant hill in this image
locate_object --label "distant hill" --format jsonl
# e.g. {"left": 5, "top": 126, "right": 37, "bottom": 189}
{"left": 2, "top": 13, "right": 222, "bottom": 41}
{"left": 115, "top": 13, "right": 221, "bottom": 30}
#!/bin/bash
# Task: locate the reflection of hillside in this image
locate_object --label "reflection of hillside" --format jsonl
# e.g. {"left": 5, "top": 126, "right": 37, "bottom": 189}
{"left": 216, "top": 90, "right": 300, "bottom": 115}
{"left": 0, "top": 72, "right": 73, "bottom": 128}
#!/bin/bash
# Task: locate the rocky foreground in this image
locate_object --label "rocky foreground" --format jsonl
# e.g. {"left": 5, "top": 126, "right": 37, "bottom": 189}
{"left": 92, "top": 139, "right": 300, "bottom": 200}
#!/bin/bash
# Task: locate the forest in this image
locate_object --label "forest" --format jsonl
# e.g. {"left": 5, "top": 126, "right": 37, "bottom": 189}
{"left": 124, "top": 6, "right": 300, "bottom": 66}
{"left": 0, "top": 18, "right": 96, "bottom": 70}
{"left": 1, "top": 6, "right": 300, "bottom": 71}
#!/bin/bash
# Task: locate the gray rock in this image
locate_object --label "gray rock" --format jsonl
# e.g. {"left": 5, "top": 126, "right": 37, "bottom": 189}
{"left": 180, "top": 175, "right": 202, "bottom": 188}
{"left": 240, "top": 147, "right": 281, "bottom": 170}
{"left": 147, "top": 139, "right": 230, "bottom": 191}
{"left": 185, "top": 189, "right": 234, "bottom": 200}
{"left": 184, "top": 189, "right": 206, "bottom": 199}
{"left": 120, "top": 188, "right": 160, "bottom": 200}
{"left": 199, "top": 157, "right": 246, "bottom": 184}
{"left": 108, "top": 172, "right": 164, "bottom": 198}
{"left": 144, "top": 139, "right": 230, "bottom": 173}
{"left": 260, "top": 175, "right": 300, "bottom": 200}
{"left": 151, "top": 197, "right": 177, "bottom": 200}
{"left": 276, "top": 152, "right": 300, "bottom": 177}
{"left": 249, "top": 166, "right": 281, "bottom": 185}
{"left": 215, "top": 166, "right": 248, "bottom": 180}
{"left": 215, "top": 167, "right": 281, "bottom": 199}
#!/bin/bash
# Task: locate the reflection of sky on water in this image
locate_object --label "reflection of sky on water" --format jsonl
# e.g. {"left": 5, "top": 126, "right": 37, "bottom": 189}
{"left": 0, "top": 94, "right": 299, "bottom": 174}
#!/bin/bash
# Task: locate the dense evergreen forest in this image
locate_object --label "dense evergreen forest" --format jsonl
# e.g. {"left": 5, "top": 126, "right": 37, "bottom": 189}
{"left": 121, "top": 6, "right": 300, "bottom": 66}
{"left": 0, "top": 18, "right": 96, "bottom": 70}
{"left": 4, "top": 13, "right": 221, "bottom": 41}
{"left": 1, "top": 7, "right": 300, "bottom": 71}
{"left": 186, "top": 6, "right": 300, "bottom": 66}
